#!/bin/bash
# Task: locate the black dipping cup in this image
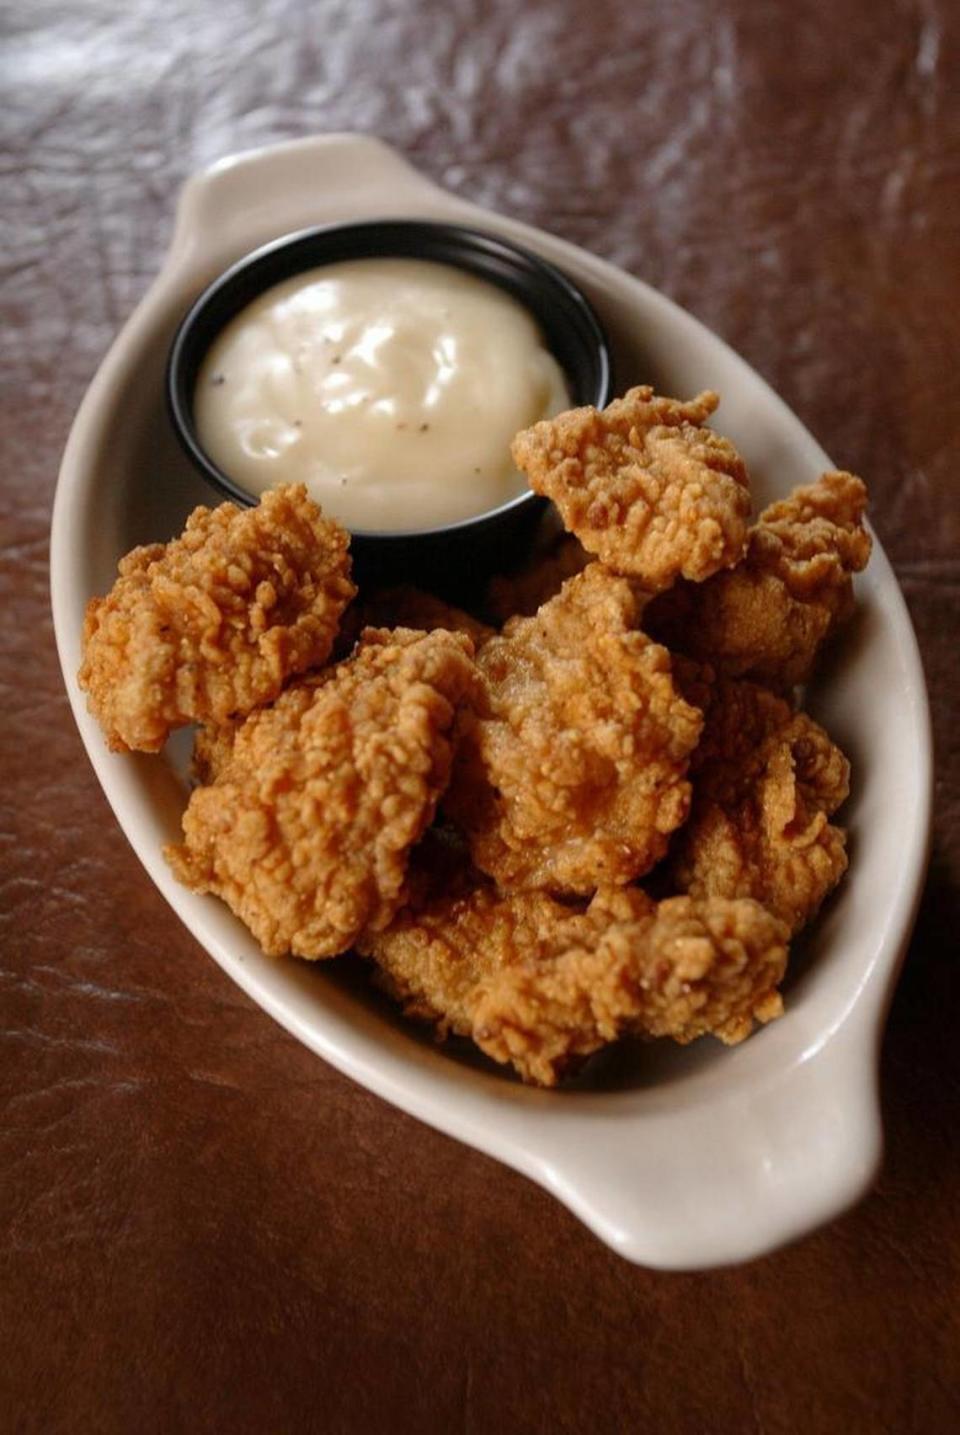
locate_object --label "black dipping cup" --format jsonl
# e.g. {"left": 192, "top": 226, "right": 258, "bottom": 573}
{"left": 167, "top": 220, "right": 612, "bottom": 599}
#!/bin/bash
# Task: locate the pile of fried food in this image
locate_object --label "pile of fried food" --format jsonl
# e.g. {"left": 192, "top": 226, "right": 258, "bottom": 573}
{"left": 79, "top": 386, "right": 871, "bottom": 1086}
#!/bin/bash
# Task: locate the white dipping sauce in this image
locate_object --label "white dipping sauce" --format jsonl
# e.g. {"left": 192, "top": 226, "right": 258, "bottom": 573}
{"left": 194, "top": 258, "right": 571, "bottom": 532}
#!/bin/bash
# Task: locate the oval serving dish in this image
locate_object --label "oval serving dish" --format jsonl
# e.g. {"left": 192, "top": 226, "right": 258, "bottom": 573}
{"left": 50, "top": 134, "right": 932, "bottom": 1270}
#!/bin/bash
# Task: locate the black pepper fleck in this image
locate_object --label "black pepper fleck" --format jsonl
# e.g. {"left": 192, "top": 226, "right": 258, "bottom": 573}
{"left": 210, "top": 373, "right": 225, "bottom": 386}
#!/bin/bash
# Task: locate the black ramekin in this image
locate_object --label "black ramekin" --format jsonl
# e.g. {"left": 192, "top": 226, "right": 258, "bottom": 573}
{"left": 166, "top": 220, "right": 612, "bottom": 595}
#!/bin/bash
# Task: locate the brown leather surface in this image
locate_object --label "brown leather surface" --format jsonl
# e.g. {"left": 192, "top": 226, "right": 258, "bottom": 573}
{"left": 2, "top": 0, "right": 959, "bottom": 1430}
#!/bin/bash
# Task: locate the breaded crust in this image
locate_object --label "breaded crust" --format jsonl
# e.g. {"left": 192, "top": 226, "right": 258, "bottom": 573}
{"left": 361, "top": 880, "right": 787, "bottom": 1085}
{"left": 669, "top": 675, "right": 851, "bottom": 933}
{"left": 444, "top": 564, "right": 704, "bottom": 893}
{"left": 511, "top": 387, "right": 751, "bottom": 588}
{"left": 165, "top": 627, "right": 479, "bottom": 958}
{"left": 473, "top": 895, "right": 788, "bottom": 1085}
{"left": 358, "top": 876, "right": 654, "bottom": 1040}
{"left": 79, "top": 484, "right": 356, "bottom": 752}
{"left": 645, "top": 472, "right": 871, "bottom": 688}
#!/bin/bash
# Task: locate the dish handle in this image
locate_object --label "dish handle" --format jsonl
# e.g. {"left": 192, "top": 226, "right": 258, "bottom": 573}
{"left": 167, "top": 133, "right": 452, "bottom": 273}
{"left": 531, "top": 1028, "right": 883, "bottom": 1269}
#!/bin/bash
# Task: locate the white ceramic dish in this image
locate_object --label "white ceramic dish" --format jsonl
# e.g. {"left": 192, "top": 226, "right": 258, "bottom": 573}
{"left": 51, "top": 134, "right": 932, "bottom": 1270}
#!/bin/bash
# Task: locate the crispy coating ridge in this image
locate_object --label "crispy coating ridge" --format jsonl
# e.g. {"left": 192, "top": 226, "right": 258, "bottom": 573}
{"left": 358, "top": 881, "right": 654, "bottom": 1044}
{"left": 361, "top": 882, "right": 786, "bottom": 1085}
{"left": 444, "top": 564, "right": 704, "bottom": 893}
{"left": 511, "top": 387, "right": 750, "bottom": 588}
{"left": 165, "top": 627, "right": 478, "bottom": 958}
{"left": 669, "top": 676, "right": 851, "bottom": 933}
{"left": 473, "top": 896, "right": 788, "bottom": 1085}
{"left": 646, "top": 472, "right": 871, "bottom": 688}
{"left": 79, "top": 484, "right": 356, "bottom": 752}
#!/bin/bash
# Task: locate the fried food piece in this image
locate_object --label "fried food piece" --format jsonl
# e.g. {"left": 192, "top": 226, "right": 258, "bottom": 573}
{"left": 361, "top": 882, "right": 786, "bottom": 1085}
{"left": 79, "top": 484, "right": 356, "bottom": 752}
{"left": 165, "top": 628, "right": 479, "bottom": 958}
{"left": 645, "top": 472, "right": 871, "bottom": 688}
{"left": 358, "top": 881, "right": 654, "bottom": 1043}
{"left": 444, "top": 564, "right": 703, "bottom": 893}
{"left": 511, "top": 387, "right": 750, "bottom": 589}
{"left": 669, "top": 676, "right": 851, "bottom": 933}
{"left": 340, "top": 585, "right": 494, "bottom": 654}
{"left": 486, "top": 532, "right": 589, "bottom": 623}
{"left": 473, "top": 896, "right": 788, "bottom": 1085}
